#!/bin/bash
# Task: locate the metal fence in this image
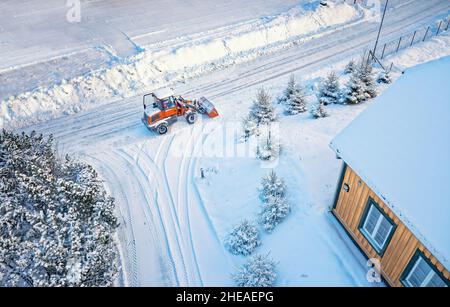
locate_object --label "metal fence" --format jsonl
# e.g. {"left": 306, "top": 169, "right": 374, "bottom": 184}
{"left": 374, "top": 16, "right": 450, "bottom": 60}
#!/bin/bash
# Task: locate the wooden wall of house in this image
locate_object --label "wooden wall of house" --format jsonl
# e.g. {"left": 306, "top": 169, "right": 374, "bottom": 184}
{"left": 332, "top": 164, "right": 450, "bottom": 287}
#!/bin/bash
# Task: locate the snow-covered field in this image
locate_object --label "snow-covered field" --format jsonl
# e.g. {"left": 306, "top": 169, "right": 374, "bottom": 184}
{"left": 2, "top": 0, "right": 450, "bottom": 286}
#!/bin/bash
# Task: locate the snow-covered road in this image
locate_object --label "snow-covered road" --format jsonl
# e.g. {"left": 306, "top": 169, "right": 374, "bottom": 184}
{"left": 83, "top": 123, "right": 232, "bottom": 286}
{"left": 24, "top": 0, "right": 450, "bottom": 151}
{"left": 17, "top": 0, "right": 450, "bottom": 286}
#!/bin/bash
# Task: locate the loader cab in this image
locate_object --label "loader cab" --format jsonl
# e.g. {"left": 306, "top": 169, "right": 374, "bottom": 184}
{"left": 143, "top": 93, "right": 175, "bottom": 112}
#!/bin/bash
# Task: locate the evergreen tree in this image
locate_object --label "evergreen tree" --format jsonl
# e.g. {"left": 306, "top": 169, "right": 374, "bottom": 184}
{"left": 278, "top": 74, "right": 296, "bottom": 105}
{"left": 344, "top": 69, "right": 366, "bottom": 104}
{"left": 278, "top": 74, "right": 307, "bottom": 114}
{"left": 233, "top": 253, "right": 277, "bottom": 287}
{"left": 311, "top": 100, "right": 328, "bottom": 119}
{"left": 377, "top": 70, "right": 392, "bottom": 84}
{"left": 344, "top": 62, "right": 377, "bottom": 105}
{"left": 259, "top": 171, "right": 286, "bottom": 203}
{"left": 359, "top": 63, "right": 377, "bottom": 98}
{"left": 344, "top": 59, "right": 356, "bottom": 74}
{"left": 225, "top": 220, "right": 261, "bottom": 256}
{"left": 259, "top": 195, "right": 291, "bottom": 233}
{"left": 318, "top": 71, "right": 340, "bottom": 105}
{"left": 241, "top": 114, "right": 258, "bottom": 140}
{"left": 258, "top": 171, "right": 290, "bottom": 233}
{"left": 251, "top": 87, "right": 276, "bottom": 125}
{"left": 0, "top": 130, "right": 118, "bottom": 287}
{"left": 285, "top": 83, "right": 307, "bottom": 115}
{"left": 257, "top": 133, "right": 280, "bottom": 162}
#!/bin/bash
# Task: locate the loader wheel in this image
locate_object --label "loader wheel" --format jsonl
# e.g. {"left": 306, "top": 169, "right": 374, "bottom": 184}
{"left": 186, "top": 112, "right": 197, "bottom": 124}
{"left": 157, "top": 123, "right": 168, "bottom": 135}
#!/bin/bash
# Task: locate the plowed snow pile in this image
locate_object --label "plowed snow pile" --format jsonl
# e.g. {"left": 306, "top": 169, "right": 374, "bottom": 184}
{"left": 0, "top": 1, "right": 362, "bottom": 129}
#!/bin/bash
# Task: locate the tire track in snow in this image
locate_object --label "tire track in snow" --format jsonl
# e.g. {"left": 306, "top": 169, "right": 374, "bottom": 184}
{"left": 114, "top": 147, "right": 180, "bottom": 286}
{"left": 136, "top": 136, "right": 193, "bottom": 285}
{"left": 19, "top": 0, "right": 450, "bottom": 286}
{"left": 23, "top": 1, "right": 450, "bottom": 153}
{"left": 85, "top": 153, "right": 140, "bottom": 287}
{"left": 170, "top": 126, "right": 204, "bottom": 285}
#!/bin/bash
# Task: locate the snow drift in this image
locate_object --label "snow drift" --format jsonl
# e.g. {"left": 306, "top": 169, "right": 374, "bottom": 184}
{"left": 0, "top": 1, "right": 362, "bottom": 129}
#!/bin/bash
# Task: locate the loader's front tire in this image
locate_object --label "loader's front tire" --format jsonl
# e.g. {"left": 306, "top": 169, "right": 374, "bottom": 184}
{"left": 186, "top": 112, "right": 197, "bottom": 124}
{"left": 156, "top": 123, "right": 168, "bottom": 135}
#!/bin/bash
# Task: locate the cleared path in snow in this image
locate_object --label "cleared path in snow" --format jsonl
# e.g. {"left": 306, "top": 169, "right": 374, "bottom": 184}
{"left": 25, "top": 0, "right": 450, "bottom": 153}
{"left": 22, "top": 0, "right": 450, "bottom": 286}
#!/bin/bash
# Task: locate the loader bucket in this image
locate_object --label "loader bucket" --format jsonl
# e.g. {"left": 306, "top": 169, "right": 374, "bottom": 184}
{"left": 198, "top": 97, "right": 219, "bottom": 118}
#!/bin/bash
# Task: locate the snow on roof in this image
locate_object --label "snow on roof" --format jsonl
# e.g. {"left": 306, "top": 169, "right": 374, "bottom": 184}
{"left": 330, "top": 56, "right": 450, "bottom": 270}
{"left": 152, "top": 87, "right": 174, "bottom": 99}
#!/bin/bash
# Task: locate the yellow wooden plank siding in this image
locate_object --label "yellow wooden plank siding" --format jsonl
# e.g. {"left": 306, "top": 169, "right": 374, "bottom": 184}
{"left": 332, "top": 165, "right": 450, "bottom": 287}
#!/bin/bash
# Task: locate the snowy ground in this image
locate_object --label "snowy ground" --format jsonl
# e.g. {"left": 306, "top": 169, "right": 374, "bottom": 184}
{"left": 3, "top": 0, "right": 450, "bottom": 286}
{"left": 2, "top": 0, "right": 450, "bottom": 128}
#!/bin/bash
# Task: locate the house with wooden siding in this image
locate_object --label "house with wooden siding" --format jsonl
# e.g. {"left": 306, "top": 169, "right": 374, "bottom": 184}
{"left": 330, "top": 57, "right": 450, "bottom": 287}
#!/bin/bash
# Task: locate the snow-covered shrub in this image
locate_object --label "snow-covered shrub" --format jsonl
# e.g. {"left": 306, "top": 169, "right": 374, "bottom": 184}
{"left": 259, "top": 196, "right": 291, "bottom": 233}
{"left": 251, "top": 87, "right": 277, "bottom": 125}
{"left": 344, "top": 68, "right": 367, "bottom": 104}
{"left": 0, "top": 130, "right": 118, "bottom": 287}
{"left": 279, "top": 74, "right": 307, "bottom": 114}
{"left": 359, "top": 63, "right": 377, "bottom": 98}
{"left": 310, "top": 100, "right": 328, "bottom": 119}
{"left": 377, "top": 70, "right": 392, "bottom": 84}
{"left": 257, "top": 133, "right": 280, "bottom": 161}
{"left": 277, "top": 74, "right": 296, "bottom": 105}
{"left": 318, "top": 71, "right": 340, "bottom": 105}
{"left": 344, "top": 59, "right": 356, "bottom": 74}
{"left": 233, "top": 253, "right": 277, "bottom": 287}
{"left": 285, "top": 84, "right": 307, "bottom": 115}
{"left": 259, "top": 171, "right": 286, "bottom": 203}
{"left": 344, "top": 62, "right": 377, "bottom": 104}
{"left": 225, "top": 220, "right": 261, "bottom": 256}
{"left": 241, "top": 114, "right": 258, "bottom": 140}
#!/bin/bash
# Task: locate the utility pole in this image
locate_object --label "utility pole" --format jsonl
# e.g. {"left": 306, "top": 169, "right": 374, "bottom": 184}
{"left": 372, "top": 0, "right": 389, "bottom": 60}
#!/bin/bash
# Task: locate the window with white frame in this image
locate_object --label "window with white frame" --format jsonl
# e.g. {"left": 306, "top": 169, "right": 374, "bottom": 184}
{"left": 360, "top": 200, "right": 395, "bottom": 253}
{"left": 403, "top": 253, "right": 448, "bottom": 287}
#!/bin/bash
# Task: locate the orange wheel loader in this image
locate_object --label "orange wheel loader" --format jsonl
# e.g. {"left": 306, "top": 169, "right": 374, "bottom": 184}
{"left": 141, "top": 88, "right": 219, "bottom": 135}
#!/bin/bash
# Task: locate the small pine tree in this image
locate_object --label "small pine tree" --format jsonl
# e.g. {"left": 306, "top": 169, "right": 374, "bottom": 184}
{"left": 259, "top": 171, "right": 286, "bottom": 203}
{"left": 259, "top": 196, "right": 291, "bottom": 233}
{"left": 359, "top": 63, "right": 377, "bottom": 98}
{"left": 344, "top": 59, "right": 356, "bottom": 74}
{"left": 377, "top": 70, "right": 392, "bottom": 84}
{"left": 344, "top": 64, "right": 369, "bottom": 105}
{"left": 311, "top": 100, "right": 328, "bottom": 119}
{"left": 278, "top": 74, "right": 296, "bottom": 105}
{"left": 241, "top": 114, "right": 258, "bottom": 140}
{"left": 278, "top": 74, "right": 307, "bottom": 114}
{"left": 233, "top": 253, "right": 277, "bottom": 287}
{"left": 257, "top": 133, "right": 280, "bottom": 161}
{"left": 285, "top": 84, "right": 307, "bottom": 115}
{"left": 225, "top": 220, "right": 261, "bottom": 256}
{"left": 251, "top": 87, "right": 276, "bottom": 125}
{"left": 318, "top": 71, "right": 340, "bottom": 105}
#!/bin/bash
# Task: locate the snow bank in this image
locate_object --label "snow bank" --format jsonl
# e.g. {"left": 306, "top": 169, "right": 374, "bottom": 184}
{"left": 387, "top": 32, "right": 450, "bottom": 71}
{"left": 0, "top": 1, "right": 362, "bottom": 129}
